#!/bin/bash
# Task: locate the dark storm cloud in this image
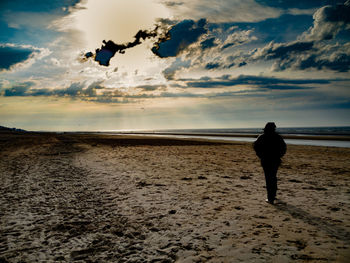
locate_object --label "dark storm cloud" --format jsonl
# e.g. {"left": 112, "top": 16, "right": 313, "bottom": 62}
{"left": 152, "top": 19, "right": 207, "bottom": 58}
{"left": 86, "top": 29, "right": 159, "bottom": 66}
{"left": 0, "top": 45, "right": 36, "bottom": 70}
{"left": 183, "top": 74, "right": 333, "bottom": 89}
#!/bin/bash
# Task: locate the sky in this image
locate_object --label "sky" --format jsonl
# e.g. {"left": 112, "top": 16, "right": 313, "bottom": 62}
{"left": 0, "top": 0, "right": 350, "bottom": 131}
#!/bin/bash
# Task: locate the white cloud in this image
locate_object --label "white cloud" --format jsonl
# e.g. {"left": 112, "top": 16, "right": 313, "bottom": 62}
{"left": 161, "top": 0, "right": 283, "bottom": 23}
{"left": 222, "top": 29, "right": 257, "bottom": 49}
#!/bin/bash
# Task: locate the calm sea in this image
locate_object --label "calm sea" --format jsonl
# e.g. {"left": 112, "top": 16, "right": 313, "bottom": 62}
{"left": 153, "top": 126, "right": 350, "bottom": 136}
{"left": 118, "top": 127, "right": 350, "bottom": 148}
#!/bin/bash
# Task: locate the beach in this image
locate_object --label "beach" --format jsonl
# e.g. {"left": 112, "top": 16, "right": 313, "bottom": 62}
{"left": 0, "top": 132, "right": 349, "bottom": 262}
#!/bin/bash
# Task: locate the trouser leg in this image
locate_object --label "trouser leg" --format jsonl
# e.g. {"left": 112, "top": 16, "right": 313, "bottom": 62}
{"left": 262, "top": 162, "right": 279, "bottom": 202}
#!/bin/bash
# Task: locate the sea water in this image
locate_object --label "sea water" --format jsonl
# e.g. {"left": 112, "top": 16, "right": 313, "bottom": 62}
{"left": 121, "top": 127, "right": 350, "bottom": 148}
{"left": 155, "top": 126, "right": 350, "bottom": 136}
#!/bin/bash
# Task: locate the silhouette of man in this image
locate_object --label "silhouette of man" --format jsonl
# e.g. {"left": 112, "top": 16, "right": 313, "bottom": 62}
{"left": 253, "top": 122, "right": 286, "bottom": 204}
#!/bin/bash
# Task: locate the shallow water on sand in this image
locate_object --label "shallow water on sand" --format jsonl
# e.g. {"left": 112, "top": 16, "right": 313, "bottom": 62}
{"left": 118, "top": 134, "right": 350, "bottom": 148}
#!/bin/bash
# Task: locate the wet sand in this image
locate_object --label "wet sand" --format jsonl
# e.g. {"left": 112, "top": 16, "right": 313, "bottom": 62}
{"left": 0, "top": 132, "right": 349, "bottom": 262}
{"left": 119, "top": 131, "right": 350, "bottom": 141}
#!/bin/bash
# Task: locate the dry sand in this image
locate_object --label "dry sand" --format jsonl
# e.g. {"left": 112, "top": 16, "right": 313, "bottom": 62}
{"left": 0, "top": 132, "right": 349, "bottom": 262}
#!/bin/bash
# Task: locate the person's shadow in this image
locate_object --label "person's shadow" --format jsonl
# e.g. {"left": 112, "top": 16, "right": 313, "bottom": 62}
{"left": 275, "top": 201, "right": 350, "bottom": 244}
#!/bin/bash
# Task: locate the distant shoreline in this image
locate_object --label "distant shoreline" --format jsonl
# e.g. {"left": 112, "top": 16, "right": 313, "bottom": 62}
{"left": 2, "top": 127, "right": 350, "bottom": 148}
{"left": 113, "top": 132, "right": 350, "bottom": 142}
{"left": 109, "top": 133, "right": 350, "bottom": 148}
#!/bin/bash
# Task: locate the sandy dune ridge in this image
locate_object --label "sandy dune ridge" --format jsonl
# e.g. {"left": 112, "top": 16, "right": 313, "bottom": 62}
{"left": 0, "top": 133, "right": 349, "bottom": 262}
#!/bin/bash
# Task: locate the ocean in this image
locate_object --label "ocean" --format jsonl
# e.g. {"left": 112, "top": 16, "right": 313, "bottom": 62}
{"left": 116, "top": 126, "right": 350, "bottom": 148}
{"left": 153, "top": 126, "right": 350, "bottom": 136}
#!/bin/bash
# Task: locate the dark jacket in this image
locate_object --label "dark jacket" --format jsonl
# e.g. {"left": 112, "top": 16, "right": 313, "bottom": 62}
{"left": 253, "top": 132, "right": 286, "bottom": 161}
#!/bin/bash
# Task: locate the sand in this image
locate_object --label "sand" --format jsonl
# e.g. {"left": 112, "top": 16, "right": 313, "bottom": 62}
{"left": 0, "top": 132, "right": 349, "bottom": 262}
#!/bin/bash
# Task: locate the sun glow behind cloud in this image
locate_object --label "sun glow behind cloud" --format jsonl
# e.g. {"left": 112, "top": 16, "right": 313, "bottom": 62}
{"left": 52, "top": 0, "right": 173, "bottom": 87}
{"left": 69, "top": 0, "right": 171, "bottom": 50}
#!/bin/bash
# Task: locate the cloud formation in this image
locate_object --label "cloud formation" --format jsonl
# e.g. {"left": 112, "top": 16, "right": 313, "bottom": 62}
{"left": 2, "top": 81, "right": 105, "bottom": 98}
{"left": 84, "top": 18, "right": 210, "bottom": 67}
{"left": 252, "top": 41, "right": 314, "bottom": 61}
{"left": 230, "top": 1, "right": 350, "bottom": 72}
{"left": 162, "top": 58, "right": 191, "bottom": 80}
{"left": 303, "top": 0, "right": 350, "bottom": 41}
{"left": 288, "top": 42, "right": 350, "bottom": 72}
{"left": 183, "top": 74, "right": 330, "bottom": 89}
{"left": 0, "top": 44, "right": 49, "bottom": 71}
{"left": 221, "top": 29, "right": 257, "bottom": 50}
{"left": 200, "top": 37, "right": 217, "bottom": 50}
{"left": 152, "top": 19, "right": 207, "bottom": 58}
{"left": 2, "top": 74, "right": 337, "bottom": 99}
{"left": 161, "top": 0, "right": 282, "bottom": 23}
{"left": 158, "top": 25, "right": 257, "bottom": 78}
{"left": 255, "top": 0, "right": 344, "bottom": 10}
{"left": 80, "top": 1, "right": 350, "bottom": 81}
{"left": 249, "top": 38, "right": 350, "bottom": 73}
{"left": 3, "top": 82, "right": 35, "bottom": 96}
{"left": 85, "top": 29, "right": 159, "bottom": 66}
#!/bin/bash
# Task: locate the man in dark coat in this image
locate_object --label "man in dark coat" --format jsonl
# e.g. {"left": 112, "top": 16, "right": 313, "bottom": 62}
{"left": 253, "top": 122, "right": 286, "bottom": 204}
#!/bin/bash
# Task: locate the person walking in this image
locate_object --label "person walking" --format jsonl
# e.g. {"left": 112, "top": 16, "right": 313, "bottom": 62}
{"left": 253, "top": 122, "right": 286, "bottom": 204}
